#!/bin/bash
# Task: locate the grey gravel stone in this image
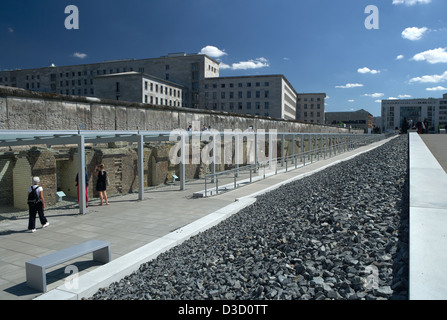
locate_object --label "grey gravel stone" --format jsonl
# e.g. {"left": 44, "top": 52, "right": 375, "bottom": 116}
{"left": 90, "top": 135, "right": 409, "bottom": 300}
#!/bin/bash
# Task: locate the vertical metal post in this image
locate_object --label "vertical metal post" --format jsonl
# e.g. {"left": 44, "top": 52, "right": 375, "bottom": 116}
{"left": 281, "top": 134, "right": 285, "bottom": 167}
{"left": 212, "top": 133, "right": 216, "bottom": 181}
{"left": 291, "top": 134, "right": 295, "bottom": 164}
{"left": 235, "top": 133, "right": 239, "bottom": 178}
{"left": 180, "top": 132, "right": 186, "bottom": 191}
{"left": 301, "top": 135, "right": 304, "bottom": 162}
{"left": 254, "top": 132, "right": 258, "bottom": 173}
{"left": 77, "top": 134, "right": 86, "bottom": 215}
{"left": 137, "top": 134, "right": 144, "bottom": 200}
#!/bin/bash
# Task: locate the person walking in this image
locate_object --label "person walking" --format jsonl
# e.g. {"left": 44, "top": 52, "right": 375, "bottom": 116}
{"left": 95, "top": 164, "right": 109, "bottom": 206}
{"left": 27, "top": 177, "right": 49, "bottom": 233}
{"left": 75, "top": 172, "right": 89, "bottom": 207}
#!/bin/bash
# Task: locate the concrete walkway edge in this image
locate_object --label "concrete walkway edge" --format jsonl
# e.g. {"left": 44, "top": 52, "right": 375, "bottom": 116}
{"left": 409, "top": 133, "right": 447, "bottom": 300}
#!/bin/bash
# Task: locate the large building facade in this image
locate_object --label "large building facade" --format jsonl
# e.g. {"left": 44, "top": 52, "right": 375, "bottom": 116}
{"left": 95, "top": 72, "right": 184, "bottom": 107}
{"left": 296, "top": 93, "right": 326, "bottom": 124}
{"left": 0, "top": 53, "right": 219, "bottom": 109}
{"left": 201, "top": 75, "right": 297, "bottom": 120}
{"left": 381, "top": 94, "right": 447, "bottom": 132}
{"left": 0, "top": 52, "right": 327, "bottom": 122}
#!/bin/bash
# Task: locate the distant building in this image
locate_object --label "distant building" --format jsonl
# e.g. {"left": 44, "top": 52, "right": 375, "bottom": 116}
{"left": 381, "top": 94, "right": 447, "bottom": 132}
{"left": 95, "top": 72, "right": 184, "bottom": 107}
{"left": 0, "top": 53, "right": 219, "bottom": 108}
{"left": 325, "top": 109, "right": 373, "bottom": 132}
{"left": 0, "top": 52, "right": 327, "bottom": 121}
{"left": 201, "top": 75, "right": 297, "bottom": 120}
{"left": 296, "top": 93, "right": 326, "bottom": 124}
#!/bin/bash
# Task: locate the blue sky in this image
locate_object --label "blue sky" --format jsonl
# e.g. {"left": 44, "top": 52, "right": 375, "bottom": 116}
{"left": 1, "top": 0, "right": 446, "bottom": 117}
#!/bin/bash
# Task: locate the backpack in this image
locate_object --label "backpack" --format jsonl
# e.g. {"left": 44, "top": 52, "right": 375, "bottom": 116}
{"left": 27, "top": 186, "right": 39, "bottom": 206}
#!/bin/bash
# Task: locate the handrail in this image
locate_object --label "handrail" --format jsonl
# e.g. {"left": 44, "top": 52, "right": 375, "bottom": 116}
{"left": 203, "top": 133, "right": 394, "bottom": 196}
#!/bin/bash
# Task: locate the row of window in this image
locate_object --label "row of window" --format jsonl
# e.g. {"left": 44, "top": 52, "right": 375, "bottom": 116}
{"left": 298, "top": 104, "right": 322, "bottom": 109}
{"left": 205, "top": 90, "right": 270, "bottom": 100}
{"left": 54, "top": 67, "right": 142, "bottom": 79}
{"left": 143, "top": 81, "right": 181, "bottom": 98}
{"left": 205, "top": 102, "right": 270, "bottom": 110}
{"left": 60, "top": 88, "right": 94, "bottom": 96}
{"left": 303, "top": 112, "right": 322, "bottom": 118}
{"left": 298, "top": 97, "right": 322, "bottom": 102}
{"left": 144, "top": 95, "right": 181, "bottom": 107}
{"left": 205, "top": 82, "right": 270, "bottom": 89}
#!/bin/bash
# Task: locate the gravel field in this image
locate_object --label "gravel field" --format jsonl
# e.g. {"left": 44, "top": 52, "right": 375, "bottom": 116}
{"left": 90, "top": 135, "right": 409, "bottom": 300}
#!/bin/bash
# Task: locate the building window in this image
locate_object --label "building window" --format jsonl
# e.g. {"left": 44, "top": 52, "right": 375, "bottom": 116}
{"left": 247, "top": 102, "right": 251, "bottom": 109}
{"left": 116, "top": 82, "right": 120, "bottom": 92}
{"left": 145, "top": 95, "right": 148, "bottom": 103}
{"left": 247, "top": 91, "right": 251, "bottom": 99}
{"left": 256, "top": 91, "right": 260, "bottom": 98}
{"left": 145, "top": 81, "right": 148, "bottom": 90}
{"left": 265, "top": 91, "right": 269, "bottom": 98}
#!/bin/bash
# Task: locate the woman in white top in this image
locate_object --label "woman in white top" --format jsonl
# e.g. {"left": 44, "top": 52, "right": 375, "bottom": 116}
{"left": 27, "top": 176, "right": 49, "bottom": 232}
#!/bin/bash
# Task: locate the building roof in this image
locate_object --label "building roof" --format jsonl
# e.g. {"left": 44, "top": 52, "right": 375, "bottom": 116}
{"left": 94, "top": 71, "right": 186, "bottom": 89}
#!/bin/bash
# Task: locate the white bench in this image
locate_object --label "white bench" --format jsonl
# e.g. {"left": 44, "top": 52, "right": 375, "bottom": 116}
{"left": 26, "top": 240, "right": 111, "bottom": 292}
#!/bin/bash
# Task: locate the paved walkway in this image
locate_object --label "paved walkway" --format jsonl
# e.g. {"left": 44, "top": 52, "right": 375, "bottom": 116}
{"left": 409, "top": 133, "right": 447, "bottom": 300}
{"left": 0, "top": 136, "right": 396, "bottom": 300}
{"left": 420, "top": 134, "right": 447, "bottom": 174}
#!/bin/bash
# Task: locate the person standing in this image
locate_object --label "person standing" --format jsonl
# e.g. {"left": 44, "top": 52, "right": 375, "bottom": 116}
{"left": 75, "top": 172, "right": 89, "bottom": 207}
{"left": 95, "top": 164, "right": 109, "bottom": 206}
{"left": 27, "top": 177, "right": 49, "bottom": 233}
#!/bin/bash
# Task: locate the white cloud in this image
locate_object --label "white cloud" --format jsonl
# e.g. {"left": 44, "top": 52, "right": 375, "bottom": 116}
{"left": 221, "top": 57, "right": 270, "bottom": 70}
{"left": 364, "top": 93, "right": 384, "bottom": 98}
{"left": 335, "top": 83, "right": 364, "bottom": 89}
{"left": 199, "top": 46, "right": 227, "bottom": 58}
{"left": 412, "top": 48, "right": 447, "bottom": 64}
{"left": 358, "top": 67, "right": 381, "bottom": 74}
{"left": 393, "top": 0, "right": 431, "bottom": 6}
{"left": 398, "top": 94, "right": 412, "bottom": 98}
{"left": 426, "top": 86, "right": 447, "bottom": 91}
{"left": 348, "top": 99, "right": 355, "bottom": 102}
{"left": 8, "top": 27, "right": 14, "bottom": 33}
{"left": 396, "top": 55, "right": 405, "bottom": 60}
{"left": 375, "top": 100, "right": 382, "bottom": 103}
{"left": 409, "top": 71, "right": 447, "bottom": 83}
{"left": 402, "top": 27, "right": 429, "bottom": 40}
{"left": 72, "top": 52, "right": 87, "bottom": 59}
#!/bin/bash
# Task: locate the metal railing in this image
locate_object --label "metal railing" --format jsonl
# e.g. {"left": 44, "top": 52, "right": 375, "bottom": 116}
{"left": 203, "top": 133, "right": 395, "bottom": 197}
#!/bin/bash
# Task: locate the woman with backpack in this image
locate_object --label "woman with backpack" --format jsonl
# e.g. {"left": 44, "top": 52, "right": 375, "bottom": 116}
{"left": 27, "top": 176, "right": 49, "bottom": 233}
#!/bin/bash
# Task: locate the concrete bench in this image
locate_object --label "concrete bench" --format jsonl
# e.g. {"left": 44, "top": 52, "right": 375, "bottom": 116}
{"left": 26, "top": 240, "right": 111, "bottom": 292}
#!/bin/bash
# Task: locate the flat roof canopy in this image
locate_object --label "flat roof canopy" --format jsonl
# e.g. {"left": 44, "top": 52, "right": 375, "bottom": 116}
{"left": 0, "top": 130, "right": 176, "bottom": 147}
